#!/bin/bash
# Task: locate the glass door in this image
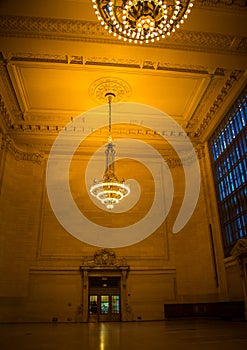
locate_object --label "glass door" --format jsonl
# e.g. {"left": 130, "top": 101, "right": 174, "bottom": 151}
{"left": 99, "top": 294, "right": 120, "bottom": 322}
{"left": 100, "top": 295, "right": 109, "bottom": 314}
{"left": 111, "top": 295, "right": 120, "bottom": 314}
{"left": 88, "top": 277, "right": 121, "bottom": 322}
{"left": 99, "top": 295, "right": 120, "bottom": 314}
{"left": 89, "top": 295, "right": 98, "bottom": 315}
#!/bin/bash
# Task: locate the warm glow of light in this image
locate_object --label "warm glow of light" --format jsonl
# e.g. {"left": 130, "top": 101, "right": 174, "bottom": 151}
{"left": 91, "top": 0, "right": 194, "bottom": 44}
{"left": 89, "top": 93, "right": 130, "bottom": 210}
{"left": 90, "top": 181, "right": 130, "bottom": 210}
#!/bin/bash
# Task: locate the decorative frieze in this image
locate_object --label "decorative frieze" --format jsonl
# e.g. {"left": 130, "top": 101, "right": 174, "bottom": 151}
{"left": 1, "top": 135, "right": 44, "bottom": 164}
{"left": 165, "top": 144, "right": 205, "bottom": 168}
{"left": 0, "top": 94, "right": 13, "bottom": 129}
{"left": 0, "top": 15, "right": 246, "bottom": 54}
{"left": 157, "top": 61, "right": 209, "bottom": 74}
{"left": 196, "top": 0, "right": 247, "bottom": 9}
{"left": 5, "top": 51, "right": 212, "bottom": 74}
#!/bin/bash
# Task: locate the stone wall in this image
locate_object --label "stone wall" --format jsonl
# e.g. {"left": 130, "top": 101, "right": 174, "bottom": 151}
{"left": 0, "top": 135, "right": 237, "bottom": 322}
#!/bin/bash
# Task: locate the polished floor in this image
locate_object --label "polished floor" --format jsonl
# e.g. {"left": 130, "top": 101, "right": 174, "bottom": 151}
{"left": 0, "top": 320, "right": 247, "bottom": 350}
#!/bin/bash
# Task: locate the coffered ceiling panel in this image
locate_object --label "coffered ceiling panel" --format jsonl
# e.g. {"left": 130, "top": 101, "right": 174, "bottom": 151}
{"left": 11, "top": 65, "right": 96, "bottom": 113}
{"left": 9, "top": 62, "right": 210, "bottom": 122}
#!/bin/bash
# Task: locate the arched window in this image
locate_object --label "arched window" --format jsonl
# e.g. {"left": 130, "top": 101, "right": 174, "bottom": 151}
{"left": 209, "top": 86, "right": 247, "bottom": 257}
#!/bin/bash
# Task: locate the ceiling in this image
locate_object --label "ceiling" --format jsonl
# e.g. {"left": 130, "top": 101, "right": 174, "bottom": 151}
{"left": 0, "top": 0, "right": 246, "bottom": 151}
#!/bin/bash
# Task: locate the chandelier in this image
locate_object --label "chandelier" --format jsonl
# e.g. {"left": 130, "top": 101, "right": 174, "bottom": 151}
{"left": 92, "top": 0, "right": 194, "bottom": 44}
{"left": 89, "top": 93, "right": 130, "bottom": 210}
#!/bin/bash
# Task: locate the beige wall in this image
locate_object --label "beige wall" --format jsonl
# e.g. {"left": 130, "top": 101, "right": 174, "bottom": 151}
{"left": 225, "top": 259, "right": 244, "bottom": 301}
{"left": 0, "top": 147, "right": 43, "bottom": 299}
{"left": 0, "top": 134, "right": 242, "bottom": 322}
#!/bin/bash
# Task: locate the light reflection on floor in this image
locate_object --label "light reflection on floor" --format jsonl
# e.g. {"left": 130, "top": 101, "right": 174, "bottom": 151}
{"left": 0, "top": 320, "right": 247, "bottom": 350}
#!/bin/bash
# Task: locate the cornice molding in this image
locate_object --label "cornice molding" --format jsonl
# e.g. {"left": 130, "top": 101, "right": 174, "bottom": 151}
{"left": 3, "top": 51, "right": 211, "bottom": 75}
{"left": 10, "top": 122, "right": 199, "bottom": 144}
{"left": 194, "top": 70, "right": 244, "bottom": 137}
{"left": 1, "top": 51, "right": 242, "bottom": 141}
{"left": 1, "top": 135, "right": 44, "bottom": 164}
{"left": 0, "top": 15, "right": 246, "bottom": 55}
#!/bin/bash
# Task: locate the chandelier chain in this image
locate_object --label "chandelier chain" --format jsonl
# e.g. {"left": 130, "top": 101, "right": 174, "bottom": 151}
{"left": 108, "top": 94, "right": 112, "bottom": 136}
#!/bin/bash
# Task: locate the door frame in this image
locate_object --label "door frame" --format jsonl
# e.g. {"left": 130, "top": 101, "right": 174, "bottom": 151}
{"left": 80, "top": 249, "right": 129, "bottom": 322}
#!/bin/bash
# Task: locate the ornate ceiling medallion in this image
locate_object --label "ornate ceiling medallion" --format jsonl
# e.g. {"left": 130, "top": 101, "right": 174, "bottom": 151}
{"left": 89, "top": 77, "right": 131, "bottom": 104}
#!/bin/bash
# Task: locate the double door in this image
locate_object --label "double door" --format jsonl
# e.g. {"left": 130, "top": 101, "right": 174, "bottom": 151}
{"left": 88, "top": 277, "right": 121, "bottom": 322}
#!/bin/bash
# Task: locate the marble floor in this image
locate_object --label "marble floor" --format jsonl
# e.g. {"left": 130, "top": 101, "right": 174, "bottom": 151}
{"left": 0, "top": 319, "right": 247, "bottom": 350}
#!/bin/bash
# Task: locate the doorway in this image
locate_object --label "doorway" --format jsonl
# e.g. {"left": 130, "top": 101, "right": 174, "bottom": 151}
{"left": 88, "top": 277, "right": 121, "bottom": 322}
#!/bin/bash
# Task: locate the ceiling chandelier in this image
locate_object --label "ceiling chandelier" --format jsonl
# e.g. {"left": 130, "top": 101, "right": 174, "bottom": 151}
{"left": 89, "top": 93, "right": 130, "bottom": 210}
{"left": 92, "top": 0, "right": 194, "bottom": 44}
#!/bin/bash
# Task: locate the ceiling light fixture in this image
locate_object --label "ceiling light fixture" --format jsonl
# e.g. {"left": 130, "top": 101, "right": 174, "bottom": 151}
{"left": 92, "top": 0, "right": 194, "bottom": 44}
{"left": 89, "top": 93, "right": 130, "bottom": 210}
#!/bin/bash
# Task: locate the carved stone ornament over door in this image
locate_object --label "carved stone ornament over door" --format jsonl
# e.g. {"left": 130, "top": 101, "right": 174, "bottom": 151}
{"left": 80, "top": 248, "right": 129, "bottom": 322}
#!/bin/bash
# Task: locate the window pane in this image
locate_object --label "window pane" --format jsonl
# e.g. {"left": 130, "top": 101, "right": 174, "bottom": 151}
{"left": 89, "top": 295, "right": 98, "bottom": 314}
{"left": 111, "top": 295, "right": 120, "bottom": 314}
{"left": 209, "top": 86, "right": 247, "bottom": 256}
{"left": 100, "top": 295, "right": 109, "bottom": 314}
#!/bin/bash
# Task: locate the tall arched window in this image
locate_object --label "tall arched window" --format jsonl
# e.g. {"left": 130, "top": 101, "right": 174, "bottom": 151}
{"left": 209, "top": 86, "right": 247, "bottom": 257}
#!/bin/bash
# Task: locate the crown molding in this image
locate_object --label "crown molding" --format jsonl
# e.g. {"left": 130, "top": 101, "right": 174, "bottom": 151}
{"left": 0, "top": 15, "right": 246, "bottom": 55}
{"left": 3, "top": 51, "right": 211, "bottom": 75}
{"left": 194, "top": 70, "right": 244, "bottom": 137}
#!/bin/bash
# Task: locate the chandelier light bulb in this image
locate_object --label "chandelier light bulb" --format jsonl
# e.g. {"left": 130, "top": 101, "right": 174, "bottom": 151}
{"left": 92, "top": 0, "right": 194, "bottom": 44}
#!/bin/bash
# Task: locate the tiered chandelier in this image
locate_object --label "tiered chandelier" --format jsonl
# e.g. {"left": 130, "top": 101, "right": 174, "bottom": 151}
{"left": 92, "top": 0, "right": 194, "bottom": 44}
{"left": 89, "top": 93, "right": 130, "bottom": 210}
